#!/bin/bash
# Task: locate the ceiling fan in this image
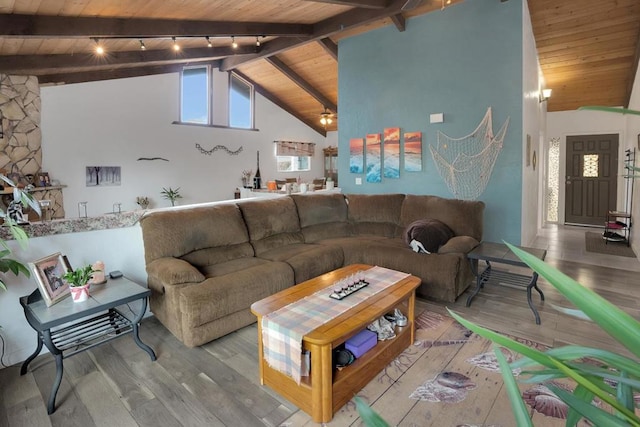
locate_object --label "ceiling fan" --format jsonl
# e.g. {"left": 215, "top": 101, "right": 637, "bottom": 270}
{"left": 320, "top": 107, "right": 336, "bottom": 126}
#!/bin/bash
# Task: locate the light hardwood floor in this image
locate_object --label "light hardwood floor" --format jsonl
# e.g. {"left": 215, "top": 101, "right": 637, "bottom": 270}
{"left": 0, "top": 224, "right": 638, "bottom": 426}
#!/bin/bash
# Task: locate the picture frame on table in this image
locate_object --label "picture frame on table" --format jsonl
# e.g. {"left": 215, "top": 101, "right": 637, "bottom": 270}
{"left": 29, "top": 252, "right": 72, "bottom": 307}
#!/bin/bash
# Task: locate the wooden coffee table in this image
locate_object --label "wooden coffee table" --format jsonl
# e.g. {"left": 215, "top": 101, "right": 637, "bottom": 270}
{"left": 250, "top": 264, "right": 421, "bottom": 423}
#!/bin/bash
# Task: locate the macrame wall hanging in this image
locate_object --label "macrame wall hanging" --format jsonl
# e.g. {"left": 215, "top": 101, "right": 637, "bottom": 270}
{"left": 195, "top": 143, "right": 243, "bottom": 156}
{"left": 429, "top": 107, "right": 509, "bottom": 200}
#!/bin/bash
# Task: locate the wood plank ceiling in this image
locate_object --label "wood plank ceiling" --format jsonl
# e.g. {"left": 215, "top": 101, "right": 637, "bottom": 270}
{"left": 0, "top": 0, "right": 639, "bottom": 135}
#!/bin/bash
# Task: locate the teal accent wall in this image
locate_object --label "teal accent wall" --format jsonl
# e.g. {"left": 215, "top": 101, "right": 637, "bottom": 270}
{"left": 338, "top": 0, "right": 524, "bottom": 244}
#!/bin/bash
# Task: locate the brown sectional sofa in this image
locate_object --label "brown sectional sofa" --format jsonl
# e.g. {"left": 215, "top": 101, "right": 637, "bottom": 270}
{"left": 140, "top": 193, "right": 484, "bottom": 347}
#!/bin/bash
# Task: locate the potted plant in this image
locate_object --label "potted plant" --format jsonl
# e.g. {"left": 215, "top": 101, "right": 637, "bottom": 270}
{"left": 451, "top": 243, "right": 640, "bottom": 426}
{"left": 63, "top": 265, "right": 98, "bottom": 303}
{"left": 0, "top": 175, "right": 41, "bottom": 291}
{"left": 160, "top": 187, "right": 182, "bottom": 207}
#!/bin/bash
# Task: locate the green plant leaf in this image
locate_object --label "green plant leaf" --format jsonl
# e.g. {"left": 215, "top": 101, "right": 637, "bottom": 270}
{"left": 512, "top": 346, "right": 640, "bottom": 376}
{"left": 448, "top": 309, "right": 558, "bottom": 370}
{"left": 354, "top": 396, "right": 389, "bottom": 427}
{"left": 566, "top": 385, "right": 595, "bottom": 427}
{"left": 548, "top": 357, "right": 638, "bottom": 422}
{"left": 493, "top": 345, "right": 533, "bottom": 427}
{"left": 577, "top": 106, "right": 640, "bottom": 116}
{"left": 617, "top": 371, "right": 635, "bottom": 419}
{"left": 506, "top": 242, "right": 640, "bottom": 359}
{"left": 547, "top": 384, "right": 636, "bottom": 427}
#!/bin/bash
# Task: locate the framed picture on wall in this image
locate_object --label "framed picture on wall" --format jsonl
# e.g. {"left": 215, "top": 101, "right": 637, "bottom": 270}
{"left": 29, "top": 252, "right": 71, "bottom": 306}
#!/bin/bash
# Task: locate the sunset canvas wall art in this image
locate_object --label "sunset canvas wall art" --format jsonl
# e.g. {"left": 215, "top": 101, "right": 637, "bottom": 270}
{"left": 366, "top": 133, "right": 381, "bottom": 183}
{"left": 404, "top": 131, "right": 422, "bottom": 172}
{"left": 349, "top": 138, "right": 364, "bottom": 174}
{"left": 383, "top": 127, "right": 400, "bottom": 179}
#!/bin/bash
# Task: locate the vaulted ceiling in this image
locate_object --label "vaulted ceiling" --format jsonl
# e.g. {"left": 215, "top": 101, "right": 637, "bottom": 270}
{"left": 0, "top": 0, "right": 639, "bottom": 136}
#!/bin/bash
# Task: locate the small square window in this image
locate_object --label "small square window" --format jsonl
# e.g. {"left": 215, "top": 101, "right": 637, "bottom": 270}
{"left": 277, "top": 156, "right": 311, "bottom": 172}
{"left": 583, "top": 154, "right": 599, "bottom": 177}
{"left": 229, "top": 73, "right": 254, "bottom": 128}
{"left": 180, "top": 66, "right": 209, "bottom": 124}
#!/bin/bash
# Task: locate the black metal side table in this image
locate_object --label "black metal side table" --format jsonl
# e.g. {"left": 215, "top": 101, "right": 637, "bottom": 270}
{"left": 20, "top": 276, "right": 157, "bottom": 414}
{"left": 465, "top": 242, "right": 547, "bottom": 324}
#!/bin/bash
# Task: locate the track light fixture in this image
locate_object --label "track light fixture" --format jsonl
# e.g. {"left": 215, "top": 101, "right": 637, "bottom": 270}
{"left": 256, "top": 37, "right": 261, "bottom": 47}
{"left": 139, "top": 40, "right": 146, "bottom": 50}
{"left": 172, "top": 37, "right": 180, "bottom": 51}
{"left": 231, "top": 36, "right": 238, "bottom": 49}
{"left": 206, "top": 36, "right": 212, "bottom": 47}
{"left": 93, "top": 38, "right": 105, "bottom": 55}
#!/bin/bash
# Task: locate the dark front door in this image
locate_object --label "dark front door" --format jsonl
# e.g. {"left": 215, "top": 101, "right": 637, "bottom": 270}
{"left": 565, "top": 134, "right": 618, "bottom": 226}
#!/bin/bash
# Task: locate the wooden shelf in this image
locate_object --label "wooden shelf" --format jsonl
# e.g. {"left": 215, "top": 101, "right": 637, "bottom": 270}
{"left": 0, "top": 185, "right": 66, "bottom": 195}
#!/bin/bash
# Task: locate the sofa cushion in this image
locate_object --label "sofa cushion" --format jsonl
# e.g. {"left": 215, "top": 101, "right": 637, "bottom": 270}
{"left": 398, "top": 195, "right": 484, "bottom": 240}
{"left": 404, "top": 219, "right": 454, "bottom": 254}
{"left": 140, "top": 203, "right": 250, "bottom": 264}
{"left": 239, "top": 197, "right": 301, "bottom": 240}
{"left": 292, "top": 193, "right": 348, "bottom": 227}
{"left": 179, "top": 261, "right": 294, "bottom": 329}
{"left": 200, "top": 257, "right": 272, "bottom": 278}
{"left": 439, "top": 235, "right": 480, "bottom": 254}
{"left": 239, "top": 197, "right": 304, "bottom": 254}
{"left": 257, "top": 243, "right": 344, "bottom": 283}
{"left": 292, "top": 193, "right": 352, "bottom": 242}
{"left": 346, "top": 194, "right": 405, "bottom": 237}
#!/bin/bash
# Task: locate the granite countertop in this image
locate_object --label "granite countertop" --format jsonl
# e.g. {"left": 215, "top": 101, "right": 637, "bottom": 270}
{"left": 0, "top": 210, "right": 144, "bottom": 240}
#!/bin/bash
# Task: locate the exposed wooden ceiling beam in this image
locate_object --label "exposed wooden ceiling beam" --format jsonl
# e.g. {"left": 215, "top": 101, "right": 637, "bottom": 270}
{"left": 0, "top": 14, "right": 313, "bottom": 38}
{"left": 390, "top": 13, "right": 406, "bottom": 32}
{"left": 302, "top": 0, "right": 390, "bottom": 8}
{"left": 318, "top": 38, "right": 338, "bottom": 60}
{"left": 265, "top": 56, "right": 337, "bottom": 112}
{"left": 0, "top": 46, "right": 257, "bottom": 75}
{"left": 624, "top": 29, "right": 640, "bottom": 108}
{"left": 221, "top": 0, "right": 407, "bottom": 71}
{"left": 233, "top": 70, "right": 327, "bottom": 136}
{"left": 37, "top": 62, "right": 221, "bottom": 85}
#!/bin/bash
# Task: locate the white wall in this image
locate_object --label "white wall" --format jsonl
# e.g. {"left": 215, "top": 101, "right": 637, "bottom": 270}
{"left": 625, "top": 60, "right": 640, "bottom": 254}
{"left": 0, "top": 70, "right": 331, "bottom": 366}
{"left": 0, "top": 225, "right": 145, "bottom": 366}
{"left": 41, "top": 70, "right": 329, "bottom": 217}
{"left": 521, "top": 0, "right": 543, "bottom": 246}
{"left": 546, "top": 110, "right": 627, "bottom": 225}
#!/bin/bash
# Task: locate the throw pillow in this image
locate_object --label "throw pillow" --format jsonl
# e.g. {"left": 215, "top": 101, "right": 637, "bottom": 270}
{"left": 404, "top": 219, "right": 454, "bottom": 254}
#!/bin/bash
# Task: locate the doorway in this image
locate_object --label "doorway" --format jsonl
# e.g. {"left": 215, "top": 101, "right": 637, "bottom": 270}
{"left": 564, "top": 134, "right": 618, "bottom": 226}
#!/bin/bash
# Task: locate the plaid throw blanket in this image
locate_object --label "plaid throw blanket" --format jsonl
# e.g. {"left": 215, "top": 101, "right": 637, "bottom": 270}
{"left": 261, "top": 266, "right": 410, "bottom": 384}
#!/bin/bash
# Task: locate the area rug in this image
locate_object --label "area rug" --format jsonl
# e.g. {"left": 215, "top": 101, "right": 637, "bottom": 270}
{"left": 316, "top": 306, "right": 591, "bottom": 427}
{"left": 585, "top": 231, "right": 636, "bottom": 257}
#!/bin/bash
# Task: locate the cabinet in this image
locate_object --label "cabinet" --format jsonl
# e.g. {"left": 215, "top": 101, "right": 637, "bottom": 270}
{"left": 323, "top": 146, "right": 338, "bottom": 186}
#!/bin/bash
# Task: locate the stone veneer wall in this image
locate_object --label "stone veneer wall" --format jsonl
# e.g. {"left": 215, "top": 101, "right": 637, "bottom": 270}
{"left": 0, "top": 74, "right": 65, "bottom": 219}
{"left": 0, "top": 74, "right": 42, "bottom": 177}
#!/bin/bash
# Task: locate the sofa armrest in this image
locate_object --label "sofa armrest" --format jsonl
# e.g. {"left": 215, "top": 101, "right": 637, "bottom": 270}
{"left": 438, "top": 236, "right": 480, "bottom": 255}
{"left": 146, "top": 257, "right": 205, "bottom": 292}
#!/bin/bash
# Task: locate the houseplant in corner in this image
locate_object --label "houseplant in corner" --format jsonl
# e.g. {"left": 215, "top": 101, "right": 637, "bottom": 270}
{"left": 0, "top": 175, "right": 42, "bottom": 291}
{"left": 449, "top": 243, "right": 640, "bottom": 426}
{"left": 63, "top": 264, "right": 98, "bottom": 303}
{"left": 160, "top": 187, "right": 182, "bottom": 207}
